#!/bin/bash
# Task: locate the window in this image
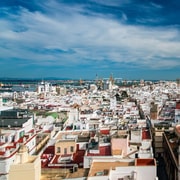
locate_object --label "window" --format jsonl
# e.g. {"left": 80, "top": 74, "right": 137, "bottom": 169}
{"left": 64, "top": 148, "right": 67, "bottom": 154}
{"left": 57, "top": 147, "right": 61, "bottom": 153}
{"left": 70, "top": 146, "right": 74, "bottom": 152}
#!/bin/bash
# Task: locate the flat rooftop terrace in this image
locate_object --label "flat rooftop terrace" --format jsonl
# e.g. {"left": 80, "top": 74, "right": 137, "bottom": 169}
{"left": 88, "top": 160, "right": 135, "bottom": 177}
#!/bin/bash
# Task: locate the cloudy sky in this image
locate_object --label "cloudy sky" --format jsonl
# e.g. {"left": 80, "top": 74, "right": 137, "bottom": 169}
{"left": 0, "top": 0, "right": 180, "bottom": 80}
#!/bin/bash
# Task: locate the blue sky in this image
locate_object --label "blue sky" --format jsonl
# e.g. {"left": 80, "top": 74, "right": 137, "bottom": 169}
{"left": 0, "top": 0, "right": 180, "bottom": 80}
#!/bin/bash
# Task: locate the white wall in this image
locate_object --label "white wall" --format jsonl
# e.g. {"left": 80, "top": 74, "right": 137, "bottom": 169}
{"left": 23, "top": 117, "right": 33, "bottom": 133}
{"left": 0, "top": 154, "right": 16, "bottom": 174}
{"left": 109, "top": 166, "right": 156, "bottom": 180}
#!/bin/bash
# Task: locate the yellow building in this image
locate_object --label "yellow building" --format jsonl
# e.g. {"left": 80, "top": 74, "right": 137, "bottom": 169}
{"left": 55, "top": 139, "right": 76, "bottom": 155}
{"left": 9, "top": 144, "right": 41, "bottom": 180}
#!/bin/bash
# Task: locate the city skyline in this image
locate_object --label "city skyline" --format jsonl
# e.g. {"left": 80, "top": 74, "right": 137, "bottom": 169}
{"left": 0, "top": 0, "right": 180, "bottom": 80}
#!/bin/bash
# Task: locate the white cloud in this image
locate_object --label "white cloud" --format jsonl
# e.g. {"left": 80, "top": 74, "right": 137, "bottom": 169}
{"left": 89, "top": 0, "right": 131, "bottom": 7}
{"left": 0, "top": 3, "right": 180, "bottom": 70}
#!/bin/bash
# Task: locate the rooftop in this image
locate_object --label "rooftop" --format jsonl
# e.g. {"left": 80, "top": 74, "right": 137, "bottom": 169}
{"left": 88, "top": 159, "right": 135, "bottom": 177}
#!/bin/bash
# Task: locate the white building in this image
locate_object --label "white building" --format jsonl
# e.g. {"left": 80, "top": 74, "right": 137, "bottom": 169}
{"left": 87, "top": 157, "right": 157, "bottom": 180}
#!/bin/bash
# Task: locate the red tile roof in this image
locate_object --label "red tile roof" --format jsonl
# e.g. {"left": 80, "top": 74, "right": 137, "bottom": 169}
{"left": 0, "top": 151, "right": 5, "bottom": 156}
{"left": 6, "top": 145, "right": 16, "bottom": 150}
{"left": 50, "top": 154, "right": 60, "bottom": 164}
{"left": 99, "top": 145, "right": 111, "bottom": 156}
{"left": 87, "top": 145, "right": 111, "bottom": 156}
{"left": 73, "top": 150, "right": 85, "bottom": 165}
{"left": 43, "top": 146, "right": 55, "bottom": 154}
{"left": 176, "top": 102, "right": 180, "bottom": 109}
{"left": 136, "top": 158, "right": 155, "bottom": 166}
{"left": 100, "top": 129, "right": 110, "bottom": 135}
{"left": 142, "top": 128, "right": 151, "bottom": 140}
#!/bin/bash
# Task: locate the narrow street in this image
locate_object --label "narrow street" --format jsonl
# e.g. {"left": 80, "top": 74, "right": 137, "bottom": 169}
{"left": 156, "top": 156, "right": 168, "bottom": 180}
